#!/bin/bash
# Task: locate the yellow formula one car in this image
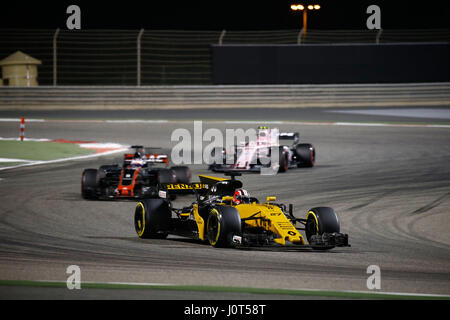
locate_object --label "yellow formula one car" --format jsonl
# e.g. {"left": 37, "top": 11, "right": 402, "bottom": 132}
{"left": 134, "top": 173, "right": 350, "bottom": 250}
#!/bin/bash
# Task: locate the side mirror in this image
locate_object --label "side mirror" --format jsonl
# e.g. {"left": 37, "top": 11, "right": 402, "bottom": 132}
{"left": 266, "top": 196, "right": 276, "bottom": 204}
{"left": 222, "top": 196, "right": 234, "bottom": 204}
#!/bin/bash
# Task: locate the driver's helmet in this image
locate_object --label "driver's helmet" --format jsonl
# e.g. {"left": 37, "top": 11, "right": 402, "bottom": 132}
{"left": 134, "top": 149, "right": 143, "bottom": 159}
{"left": 233, "top": 188, "right": 250, "bottom": 204}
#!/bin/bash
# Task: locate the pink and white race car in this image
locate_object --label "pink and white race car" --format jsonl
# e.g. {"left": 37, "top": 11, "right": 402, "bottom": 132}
{"left": 208, "top": 126, "right": 315, "bottom": 174}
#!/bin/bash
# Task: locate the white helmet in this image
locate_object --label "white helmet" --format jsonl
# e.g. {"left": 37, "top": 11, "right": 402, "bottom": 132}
{"left": 233, "top": 188, "right": 250, "bottom": 204}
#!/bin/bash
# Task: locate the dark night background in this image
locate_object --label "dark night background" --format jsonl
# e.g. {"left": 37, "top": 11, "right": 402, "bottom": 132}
{"left": 1, "top": 0, "right": 449, "bottom": 30}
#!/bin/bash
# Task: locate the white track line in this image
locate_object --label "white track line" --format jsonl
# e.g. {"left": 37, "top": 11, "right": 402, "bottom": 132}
{"left": 333, "top": 122, "right": 450, "bottom": 128}
{"left": 289, "top": 287, "right": 450, "bottom": 298}
{"left": 225, "top": 120, "right": 284, "bottom": 124}
{"left": 0, "top": 137, "right": 50, "bottom": 142}
{"left": 34, "top": 280, "right": 450, "bottom": 298}
{"left": 78, "top": 142, "right": 126, "bottom": 149}
{"left": 106, "top": 119, "right": 169, "bottom": 123}
{"left": 0, "top": 148, "right": 128, "bottom": 171}
{"left": 0, "top": 118, "right": 45, "bottom": 122}
{"left": 0, "top": 158, "right": 31, "bottom": 163}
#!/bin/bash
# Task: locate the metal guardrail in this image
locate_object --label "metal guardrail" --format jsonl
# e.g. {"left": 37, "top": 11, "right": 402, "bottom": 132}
{"left": 1, "top": 83, "right": 449, "bottom": 108}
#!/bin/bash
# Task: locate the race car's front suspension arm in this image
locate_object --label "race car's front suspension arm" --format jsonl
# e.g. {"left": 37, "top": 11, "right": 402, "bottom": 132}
{"left": 282, "top": 204, "right": 308, "bottom": 230}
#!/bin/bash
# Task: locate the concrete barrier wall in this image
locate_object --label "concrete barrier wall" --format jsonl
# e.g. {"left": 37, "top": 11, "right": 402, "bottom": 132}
{"left": 1, "top": 83, "right": 449, "bottom": 109}
{"left": 212, "top": 43, "right": 450, "bottom": 84}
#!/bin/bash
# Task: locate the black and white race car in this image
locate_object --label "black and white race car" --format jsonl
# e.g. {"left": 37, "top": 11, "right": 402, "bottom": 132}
{"left": 81, "top": 145, "right": 191, "bottom": 200}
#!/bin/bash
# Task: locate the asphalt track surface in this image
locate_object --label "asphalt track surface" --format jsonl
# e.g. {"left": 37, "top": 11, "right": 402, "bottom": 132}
{"left": 2, "top": 106, "right": 450, "bottom": 124}
{"left": 0, "top": 107, "right": 449, "bottom": 299}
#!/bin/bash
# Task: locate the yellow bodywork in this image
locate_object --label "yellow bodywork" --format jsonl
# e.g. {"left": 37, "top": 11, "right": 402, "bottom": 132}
{"left": 192, "top": 201, "right": 305, "bottom": 245}
{"left": 191, "top": 204, "right": 206, "bottom": 240}
{"left": 194, "top": 174, "right": 307, "bottom": 245}
{"left": 232, "top": 202, "right": 306, "bottom": 245}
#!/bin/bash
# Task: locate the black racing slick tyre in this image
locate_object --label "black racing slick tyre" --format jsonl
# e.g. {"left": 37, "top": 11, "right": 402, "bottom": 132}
{"left": 81, "top": 168, "right": 98, "bottom": 199}
{"left": 206, "top": 206, "right": 241, "bottom": 248}
{"left": 157, "top": 168, "right": 176, "bottom": 184}
{"left": 295, "top": 143, "right": 315, "bottom": 167}
{"left": 171, "top": 166, "right": 191, "bottom": 184}
{"left": 305, "top": 207, "right": 340, "bottom": 249}
{"left": 134, "top": 199, "right": 170, "bottom": 239}
{"left": 277, "top": 146, "right": 288, "bottom": 173}
{"left": 97, "top": 165, "right": 119, "bottom": 183}
{"left": 209, "top": 147, "right": 227, "bottom": 166}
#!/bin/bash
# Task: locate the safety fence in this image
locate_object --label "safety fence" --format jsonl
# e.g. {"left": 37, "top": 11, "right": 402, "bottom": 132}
{"left": 0, "top": 29, "right": 449, "bottom": 86}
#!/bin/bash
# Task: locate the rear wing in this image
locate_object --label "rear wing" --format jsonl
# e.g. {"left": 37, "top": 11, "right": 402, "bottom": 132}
{"left": 161, "top": 175, "right": 228, "bottom": 195}
{"left": 146, "top": 154, "right": 169, "bottom": 164}
{"left": 159, "top": 174, "right": 243, "bottom": 199}
{"left": 198, "top": 174, "right": 227, "bottom": 186}
{"left": 123, "top": 153, "right": 169, "bottom": 164}
{"left": 279, "top": 132, "right": 300, "bottom": 144}
{"left": 159, "top": 183, "right": 209, "bottom": 197}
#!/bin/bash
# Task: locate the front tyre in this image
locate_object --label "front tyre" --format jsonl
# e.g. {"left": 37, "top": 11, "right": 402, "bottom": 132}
{"left": 305, "top": 207, "right": 340, "bottom": 250}
{"left": 135, "top": 199, "right": 170, "bottom": 239}
{"left": 81, "top": 168, "right": 98, "bottom": 199}
{"left": 206, "top": 206, "right": 241, "bottom": 248}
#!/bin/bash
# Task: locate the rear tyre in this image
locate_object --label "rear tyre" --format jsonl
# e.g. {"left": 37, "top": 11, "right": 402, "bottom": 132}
{"left": 209, "top": 147, "right": 226, "bottom": 166}
{"left": 171, "top": 166, "right": 191, "bottom": 184}
{"left": 305, "top": 207, "right": 340, "bottom": 250}
{"left": 135, "top": 199, "right": 170, "bottom": 239}
{"left": 81, "top": 169, "right": 98, "bottom": 199}
{"left": 295, "top": 143, "right": 315, "bottom": 167}
{"left": 157, "top": 168, "right": 176, "bottom": 184}
{"left": 277, "top": 146, "right": 288, "bottom": 173}
{"left": 206, "top": 206, "right": 241, "bottom": 248}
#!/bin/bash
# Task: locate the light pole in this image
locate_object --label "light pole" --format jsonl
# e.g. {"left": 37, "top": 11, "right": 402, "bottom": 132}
{"left": 290, "top": 4, "right": 321, "bottom": 38}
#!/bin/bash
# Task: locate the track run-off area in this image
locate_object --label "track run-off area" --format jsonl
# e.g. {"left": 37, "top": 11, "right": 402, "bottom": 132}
{"left": 0, "top": 107, "right": 449, "bottom": 299}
